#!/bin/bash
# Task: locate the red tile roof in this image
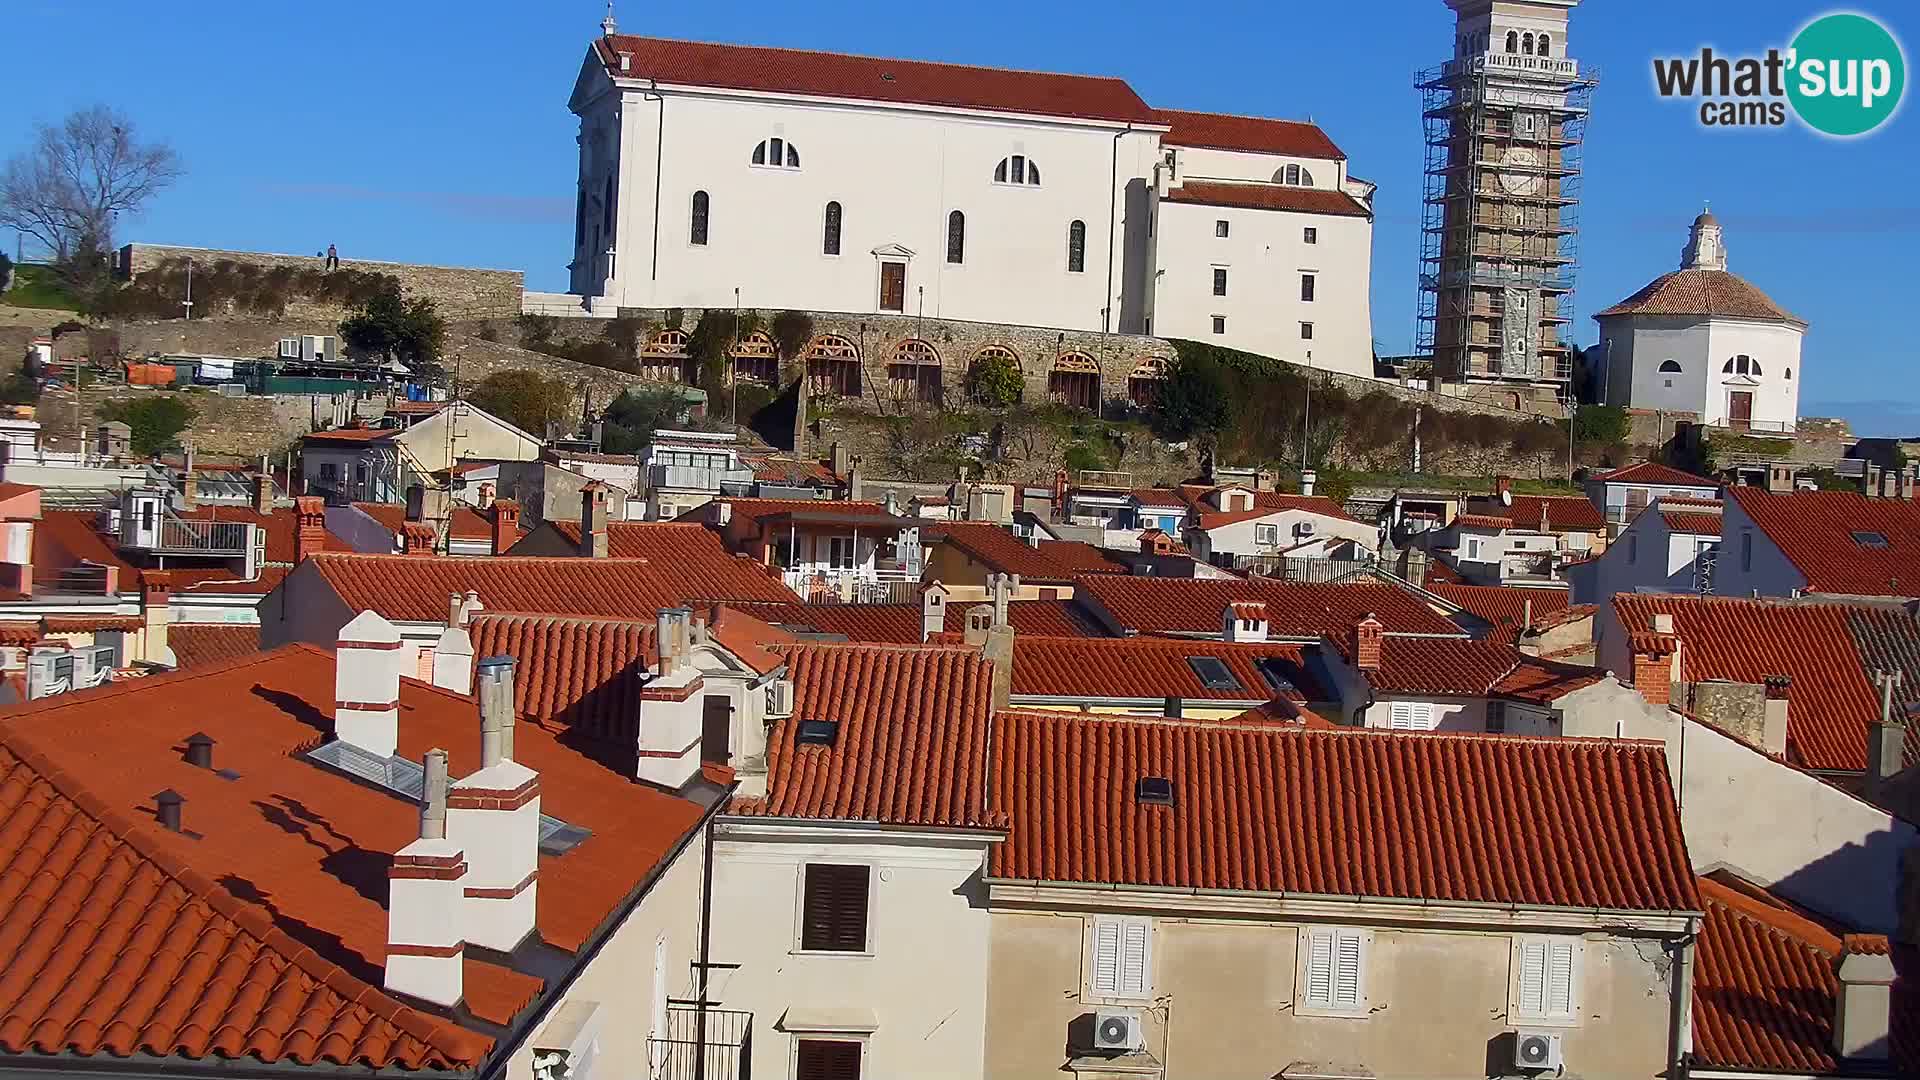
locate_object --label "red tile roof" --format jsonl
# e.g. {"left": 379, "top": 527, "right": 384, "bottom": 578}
{"left": 1130, "top": 488, "right": 1188, "bottom": 508}
{"left": 351, "top": 502, "right": 522, "bottom": 547}
{"left": 1453, "top": 512, "right": 1515, "bottom": 530}
{"left": 1591, "top": 461, "right": 1716, "bottom": 488}
{"left": 301, "top": 426, "right": 397, "bottom": 444}
{"left": 1352, "top": 636, "right": 1604, "bottom": 702}
{"left": 1161, "top": 180, "right": 1372, "bottom": 218}
{"left": 1613, "top": 593, "right": 1920, "bottom": 771}
{"left": 731, "top": 644, "right": 1002, "bottom": 829}
{"left": 721, "top": 597, "right": 1103, "bottom": 643}
{"left": 1660, "top": 505, "right": 1724, "bottom": 535}
{"left": 547, "top": 519, "right": 769, "bottom": 562}
{"left": 596, "top": 35, "right": 1158, "bottom": 124}
{"left": 1507, "top": 494, "right": 1607, "bottom": 532}
{"left": 680, "top": 497, "right": 892, "bottom": 532}
{"left": 1153, "top": 108, "right": 1345, "bottom": 159}
{"left": 937, "top": 522, "right": 1123, "bottom": 581}
{"left": 1595, "top": 268, "right": 1805, "bottom": 325}
{"left": 1730, "top": 487, "right": 1920, "bottom": 597}
{"left": 1007, "top": 636, "right": 1328, "bottom": 702}
{"left": 167, "top": 622, "right": 261, "bottom": 669}
{"left": 299, "top": 551, "right": 798, "bottom": 622}
{"left": 987, "top": 713, "right": 1699, "bottom": 911}
{"left": 183, "top": 505, "right": 346, "bottom": 563}
{"left": 1186, "top": 489, "right": 1360, "bottom": 530}
{"left": 1076, "top": 575, "right": 1463, "bottom": 639}
{"left": 1427, "top": 584, "right": 1571, "bottom": 642}
{"left": 0, "top": 646, "right": 713, "bottom": 1069}
{"left": 1692, "top": 877, "right": 1916, "bottom": 1074}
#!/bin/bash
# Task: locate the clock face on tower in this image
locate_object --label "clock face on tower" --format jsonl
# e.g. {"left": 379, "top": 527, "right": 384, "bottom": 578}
{"left": 1500, "top": 146, "right": 1541, "bottom": 195}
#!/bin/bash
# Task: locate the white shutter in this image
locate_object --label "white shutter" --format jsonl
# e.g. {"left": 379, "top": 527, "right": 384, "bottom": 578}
{"left": 1120, "top": 922, "right": 1150, "bottom": 996}
{"left": 1333, "top": 931, "right": 1364, "bottom": 1007}
{"left": 1091, "top": 919, "right": 1122, "bottom": 995}
{"left": 1517, "top": 940, "right": 1548, "bottom": 1016}
{"left": 1412, "top": 703, "right": 1436, "bottom": 731}
{"left": 1305, "top": 930, "right": 1335, "bottom": 1007}
{"left": 1545, "top": 940, "right": 1575, "bottom": 1016}
{"left": 1389, "top": 702, "right": 1416, "bottom": 730}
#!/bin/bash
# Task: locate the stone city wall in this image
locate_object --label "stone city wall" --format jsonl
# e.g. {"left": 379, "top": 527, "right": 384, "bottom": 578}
{"left": 118, "top": 244, "right": 524, "bottom": 318}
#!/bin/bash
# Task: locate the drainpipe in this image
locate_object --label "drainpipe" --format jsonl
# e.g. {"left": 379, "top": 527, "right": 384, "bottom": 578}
{"left": 694, "top": 813, "right": 716, "bottom": 1080}
{"left": 1665, "top": 923, "right": 1698, "bottom": 1080}
{"left": 648, "top": 80, "right": 664, "bottom": 285}
{"left": 1103, "top": 123, "right": 1135, "bottom": 334}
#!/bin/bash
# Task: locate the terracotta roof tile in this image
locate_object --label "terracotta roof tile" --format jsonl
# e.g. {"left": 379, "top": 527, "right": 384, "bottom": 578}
{"left": 1454, "top": 512, "right": 1515, "bottom": 530}
{"left": 731, "top": 644, "right": 1002, "bottom": 829}
{"left": 1076, "top": 575, "right": 1463, "bottom": 639}
{"left": 167, "top": 623, "right": 261, "bottom": 669}
{"left": 1008, "top": 636, "right": 1328, "bottom": 701}
{"left": 1591, "top": 462, "right": 1716, "bottom": 487}
{"left": 300, "top": 551, "right": 798, "bottom": 622}
{"left": 545, "top": 519, "right": 770, "bottom": 562}
{"left": 1730, "top": 487, "right": 1920, "bottom": 597}
{"left": 1595, "top": 268, "right": 1805, "bottom": 325}
{"left": 678, "top": 497, "right": 892, "bottom": 531}
{"left": 988, "top": 713, "right": 1699, "bottom": 910}
{"left": 1532, "top": 602, "right": 1598, "bottom": 632}
{"left": 1507, "top": 495, "right": 1607, "bottom": 532}
{"left": 1428, "top": 584, "right": 1571, "bottom": 642}
{"left": 301, "top": 426, "right": 397, "bottom": 444}
{"left": 0, "top": 646, "right": 715, "bottom": 1068}
{"left": 716, "top": 598, "right": 1104, "bottom": 642}
{"left": 1154, "top": 108, "right": 1345, "bottom": 159}
{"left": 596, "top": 35, "right": 1158, "bottom": 124}
{"left": 1130, "top": 488, "right": 1189, "bottom": 508}
{"left": 1350, "top": 636, "right": 1601, "bottom": 702}
{"left": 1613, "top": 593, "right": 1920, "bottom": 771}
{"left": 1161, "top": 180, "right": 1371, "bottom": 218}
{"left": 1660, "top": 505, "right": 1724, "bottom": 535}
{"left": 938, "top": 523, "right": 1123, "bottom": 581}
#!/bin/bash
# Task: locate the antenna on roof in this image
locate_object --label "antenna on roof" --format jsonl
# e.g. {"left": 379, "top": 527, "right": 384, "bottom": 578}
{"left": 601, "top": 0, "right": 618, "bottom": 37}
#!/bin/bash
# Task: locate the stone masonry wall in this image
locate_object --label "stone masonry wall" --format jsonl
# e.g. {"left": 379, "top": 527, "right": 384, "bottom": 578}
{"left": 119, "top": 244, "right": 524, "bottom": 319}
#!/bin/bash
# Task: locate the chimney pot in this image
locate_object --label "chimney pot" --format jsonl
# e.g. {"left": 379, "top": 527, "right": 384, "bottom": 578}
{"left": 421, "top": 747, "right": 449, "bottom": 840}
{"left": 1653, "top": 613, "right": 1676, "bottom": 634}
{"left": 1833, "top": 950, "right": 1897, "bottom": 1061}
{"left": 184, "top": 732, "right": 214, "bottom": 770}
{"left": 476, "top": 656, "right": 517, "bottom": 767}
{"left": 154, "top": 789, "right": 185, "bottom": 832}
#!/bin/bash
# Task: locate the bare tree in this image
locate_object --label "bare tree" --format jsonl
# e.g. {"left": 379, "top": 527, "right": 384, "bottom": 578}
{"left": 0, "top": 105, "right": 182, "bottom": 268}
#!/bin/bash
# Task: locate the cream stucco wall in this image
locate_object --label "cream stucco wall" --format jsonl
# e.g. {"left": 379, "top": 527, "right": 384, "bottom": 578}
{"left": 1599, "top": 314, "right": 1803, "bottom": 431}
{"left": 985, "top": 907, "right": 1677, "bottom": 1080}
{"left": 708, "top": 824, "right": 996, "bottom": 1080}
{"left": 500, "top": 820, "right": 711, "bottom": 1080}
{"left": 1191, "top": 507, "right": 1380, "bottom": 562}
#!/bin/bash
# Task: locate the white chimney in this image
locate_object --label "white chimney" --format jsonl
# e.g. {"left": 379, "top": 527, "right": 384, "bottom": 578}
{"left": 1833, "top": 951, "right": 1895, "bottom": 1061}
{"left": 432, "top": 625, "right": 475, "bottom": 694}
{"left": 1300, "top": 469, "right": 1317, "bottom": 498}
{"left": 386, "top": 748, "right": 466, "bottom": 1007}
{"left": 447, "top": 656, "right": 540, "bottom": 952}
{"left": 636, "top": 608, "right": 707, "bottom": 789}
{"left": 1222, "top": 602, "right": 1269, "bottom": 643}
{"left": 335, "top": 611, "right": 404, "bottom": 757}
{"left": 921, "top": 584, "right": 949, "bottom": 642}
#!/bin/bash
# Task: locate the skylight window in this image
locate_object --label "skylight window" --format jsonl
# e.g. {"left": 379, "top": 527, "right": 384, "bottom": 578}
{"left": 1852, "top": 530, "right": 1890, "bottom": 549}
{"left": 1255, "top": 656, "right": 1302, "bottom": 694}
{"left": 1185, "top": 656, "right": 1243, "bottom": 691}
{"left": 1136, "top": 776, "right": 1175, "bottom": 805}
{"left": 303, "top": 741, "right": 592, "bottom": 855}
{"left": 797, "top": 718, "right": 840, "bottom": 745}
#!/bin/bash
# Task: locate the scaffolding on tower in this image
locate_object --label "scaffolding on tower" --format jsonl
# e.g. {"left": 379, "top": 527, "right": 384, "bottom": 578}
{"left": 1414, "top": 52, "right": 1597, "bottom": 398}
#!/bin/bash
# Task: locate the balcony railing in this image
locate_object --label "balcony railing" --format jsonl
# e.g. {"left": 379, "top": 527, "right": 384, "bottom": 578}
{"left": 1231, "top": 554, "right": 1376, "bottom": 584}
{"left": 784, "top": 566, "right": 920, "bottom": 604}
{"left": 145, "top": 517, "right": 253, "bottom": 556}
{"left": 648, "top": 1003, "right": 751, "bottom": 1080}
{"left": 649, "top": 464, "right": 754, "bottom": 492}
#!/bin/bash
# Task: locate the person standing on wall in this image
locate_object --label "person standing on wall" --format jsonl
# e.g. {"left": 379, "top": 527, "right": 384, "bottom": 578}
{"left": 325, "top": 243, "right": 339, "bottom": 271}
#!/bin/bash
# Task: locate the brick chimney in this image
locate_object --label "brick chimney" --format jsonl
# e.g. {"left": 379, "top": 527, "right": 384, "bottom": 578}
{"left": 386, "top": 748, "right": 466, "bottom": 1008}
{"left": 1052, "top": 470, "right": 1069, "bottom": 519}
{"left": 335, "top": 610, "right": 403, "bottom": 757}
{"left": 1349, "top": 613, "right": 1383, "bottom": 673}
{"left": 402, "top": 522, "right": 437, "bottom": 556}
{"left": 295, "top": 496, "right": 327, "bottom": 562}
{"left": 140, "top": 573, "right": 172, "bottom": 665}
{"left": 490, "top": 498, "right": 520, "bottom": 556}
{"left": 1139, "top": 528, "right": 1174, "bottom": 556}
{"left": 447, "top": 656, "right": 540, "bottom": 951}
{"left": 1833, "top": 948, "right": 1896, "bottom": 1061}
{"left": 1495, "top": 475, "right": 1512, "bottom": 500}
{"left": 180, "top": 443, "right": 197, "bottom": 509}
{"left": 579, "top": 483, "right": 609, "bottom": 558}
{"left": 636, "top": 609, "right": 706, "bottom": 789}
{"left": 1631, "top": 614, "right": 1681, "bottom": 707}
{"left": 252, "top": 472, "right": 275, "bottom": 513}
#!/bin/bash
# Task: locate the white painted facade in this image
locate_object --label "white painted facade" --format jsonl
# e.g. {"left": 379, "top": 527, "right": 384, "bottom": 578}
{"left": 1597, "top": 215, "right": 1806, "bottom": 432}
{"left": 566, "top": 34, "right": 1376, "bottom": 378}
{"left": 1579, "top": 507, "right": 1719, "bottom": 603}
{"left": 1186, "top": 506, "right": 1378, "bottom": 565}
{"left": 1703, "top": 495, "right": 1809, "bottom": 600}
{"left": 709, "top": 821, "right": 995, "bottom": 1080}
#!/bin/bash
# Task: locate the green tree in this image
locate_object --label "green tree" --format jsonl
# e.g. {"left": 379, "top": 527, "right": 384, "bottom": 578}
{"left": 339, "top": 286, "right": 447, "bottom": 382}
{"left": 601, "top": 386, "right": 698, "bottom": 454}
{"left": 100, "top": 395, "right": 194, "bottom": 456}
{"left": 966, "top": 351, "right": 1023, "bottom": 406}
{"left": 468, "top": 369, "right": 574, "bottom": 437}
{"left": 0, "top": 250, "right": 13, "bottom": 293}
{"left": 769, "top": 309, "right": 815, "bottom": 365}
{"left": 1572, "top": 404, "right": 1629, "bottom": 445}
{"left": 1152, "top": 353, "right": 1232, "bottom": 441}
{"left": 685, "top": 309, "right": 742, "bottom": 392}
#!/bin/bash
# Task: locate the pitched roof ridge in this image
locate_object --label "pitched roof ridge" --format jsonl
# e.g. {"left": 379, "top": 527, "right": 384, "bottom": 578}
{"left": 0, "top": 736, "right": 488, "bottom": 1064}
{"left": 468, "top": 610, "right": 659, "bottom": 627}
{"left": 311, "top": 551, "right": 663, "bottom": 565}
{"left": 1697, "top": 877, "right": 1844, "bottom": 955}
{"left": 602, "top": 32, "right": 1146, "bottom": 88}
{"left": 772, "top": 639, "right": 979, "bottom": 656}
{"left": 0, "top": 645, "right": 297, "bottom": 716}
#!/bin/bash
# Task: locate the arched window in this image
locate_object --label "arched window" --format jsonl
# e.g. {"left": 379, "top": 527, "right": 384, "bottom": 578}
{"left": 750, "top": 137, "right": 800, "bottom": 168}
{"left": 1658, "top": 359, "right": 1682, "bottom": 373}
{"left": 1066, "top": 220, "right": 1086, "bottom": 273}
{"left": 1786, "top": 367, "right": 1793, "bottom": 380}
{"left": 1506, "top": 30, "right": 1519, "bottom": 52}
{"left": 823, "top": 201, "right": 842, "bottom": 256}
{"left": 1523, "top": 32, "right": 1535, "bottom": 55}
{"left": 1538, "top": 33, "right": 1551, "bottom": 56}
{"left": 1721, "top": 354, "right": 1763, "bottom": 376}
{"left": 1277, "top": 164, "right": 1316, "bottom": 187}
{"left": 947, "top": 210, "right": 965, "bottom": 264}
{"left": 690, "top": 191, "right": 709, "bottom": 246}
{"left": 993, "top": 155, "right": 1041, "bottom": 186}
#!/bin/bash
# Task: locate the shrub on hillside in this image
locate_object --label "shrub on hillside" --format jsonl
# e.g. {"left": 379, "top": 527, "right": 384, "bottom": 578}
{"left": 100, "top": 396, "right": 195, "bottom": 456}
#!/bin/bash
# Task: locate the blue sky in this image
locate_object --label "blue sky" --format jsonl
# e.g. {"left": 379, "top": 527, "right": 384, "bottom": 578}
{"left": 6, "top": 1, "right": 1915, "bottom": 432}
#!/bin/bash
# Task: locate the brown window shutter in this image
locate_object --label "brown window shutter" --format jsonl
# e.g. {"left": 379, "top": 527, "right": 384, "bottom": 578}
{"left": 801, "top": 863, "right": 870, "bottom": 951}
{"left": 795, "top": 1038, "right": 863, "bottom": 1080}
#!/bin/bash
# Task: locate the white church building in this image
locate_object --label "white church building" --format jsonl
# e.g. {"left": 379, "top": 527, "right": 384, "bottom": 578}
{"left": 1594, "top": 212, "right": 1806, "bottom": 433}
{"left": 563, "top": 25, "right": 1378, "bottom": 378}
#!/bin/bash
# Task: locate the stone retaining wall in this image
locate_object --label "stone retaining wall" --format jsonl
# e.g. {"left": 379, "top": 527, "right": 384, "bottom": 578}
{"left": 118, "top": 244, "right": 524, "bottom": 318}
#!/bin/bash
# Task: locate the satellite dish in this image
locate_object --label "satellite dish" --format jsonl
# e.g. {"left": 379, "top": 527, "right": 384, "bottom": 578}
{"left": 1500, "top": 489, "right": 1513, "bottom": 507}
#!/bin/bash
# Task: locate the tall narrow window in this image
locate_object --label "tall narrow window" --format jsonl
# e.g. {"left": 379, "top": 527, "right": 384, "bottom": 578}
{"left": 690, "top": 190, "right": 709, "bottom": 246}
{"left": 823, "top": 201, "right": 842, "bottom": 256}
{"left": 1301, "top": 928, "right": 1369, "bottom": 1014}
{"left": 1212, "top": 267, "right": 1228, "bottom": 296}
{"left": 1514, "top": 937, "right": 1579, "bottom": 1020}
{"left": 1215, "top": 219, "right": 1230, "bottom": 238}
{"left": 1304, "top": 226, "right": 1318, "bottom": 244}
{"left": 947, "top": 210, "right": 965, "bottom": 264}
{"left": 1523, "top": 32, "right": 1535, "bottom": 55}
{"left": 1506, "top": 30, "right": 1519, "bottom": 52}
{"left": 1089, "top": 916, "right": 1152, "bottom": 999}
{"left": 1066, "top": 220, "right": 1086, "bottom": 273}
{"left": 1300, "top": 273, "right": 1316, "bottom": 302}
{"left": 602, "top": 173, "right": 615, "bottom": 236}
{"left": 574, "top": 190, "right": 586, "bottom": 248}
{"left": 800, "top": 863, "right": 871, "bottom": 952}
{"left": 1538, "top": 33, "right": 1551, "bottom": 56}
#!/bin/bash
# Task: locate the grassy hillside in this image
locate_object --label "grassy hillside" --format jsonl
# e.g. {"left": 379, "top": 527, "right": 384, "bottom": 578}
{"left": 1, "top": 265, "right": 80, "bottom": 311}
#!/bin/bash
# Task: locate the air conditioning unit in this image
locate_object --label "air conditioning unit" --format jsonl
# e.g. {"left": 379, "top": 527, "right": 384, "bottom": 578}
{"left": 1512, "top": 1030, "right": 1563, "bottom": 1072}
{"left": 1294, "top": 521, "right": 1316, "bottom": 538}
{"left": 765, "top": 678, "right": 795, "bottom": 719}
{"left": 1091, "top": 1009, "right": 1143, "bottom": 1053}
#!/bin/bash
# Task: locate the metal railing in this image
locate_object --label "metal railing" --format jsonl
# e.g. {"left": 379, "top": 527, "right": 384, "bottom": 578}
{"left": 149, "top": 517, "right": 253, "bottom": 555}
{"left": 784, "top": 566, "right": 920, "bottom": 604}
{"left": 1233, "top": 554, "right": 1376, "bottom": 583}
{"left": 648, "top": 1003, "right": 751, "bottom": 1080}
{"left": 649, "top": 464, "right": 756, "bottom": 492}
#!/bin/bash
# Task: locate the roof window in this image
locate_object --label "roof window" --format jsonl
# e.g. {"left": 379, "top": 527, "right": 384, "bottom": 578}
{"left": 797, "top": 718, "right": 840, "bottom": 745}
{"left": 1136, "top": 776, "right": 1175, "bottom": 805}
{"left": 1852, "top": 530, "right": 1890, "bottom": 549}
{"left": 1185, "top": 656, "right": 1243, "bottom": 691}
{"left": 303, "top": 741, "right": 592, "bottom": 855}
